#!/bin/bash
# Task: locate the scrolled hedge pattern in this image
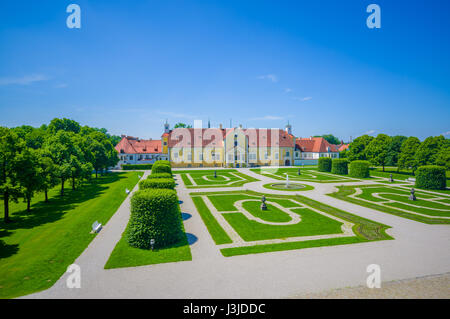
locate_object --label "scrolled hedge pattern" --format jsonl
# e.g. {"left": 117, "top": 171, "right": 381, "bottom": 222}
{"left": 349, "top": 160, "right": 370, "bottom": 178}
{"left": 331, "top": 158, "right": 348, "bottom": 175}
{"left": 126, "top": 189, "right": 183, "bottom": 249}
{"left": 318, "top": 157, "right": 332, "bottom": 172}
{"left": 415, "top": 165, "right": 446, "bottom": 190}
{"left": 139, "top": 178, "right": 175, "bottom": 190}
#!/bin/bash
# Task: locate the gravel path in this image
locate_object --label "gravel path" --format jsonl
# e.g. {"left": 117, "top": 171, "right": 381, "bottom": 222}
{"left": 294, "top": 272, "right": 450, "bottom": 299}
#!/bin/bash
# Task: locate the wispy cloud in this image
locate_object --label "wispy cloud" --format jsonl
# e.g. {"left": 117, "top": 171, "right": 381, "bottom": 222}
{"left": 293, "top": 96, "right": 312, "bottom": 102}
{"left": 442, "top": 131, "right": 450, "bottom": 136}
{"left": 250, "top": 115, "right": 284, "bottom": 121}
{"left": 0, "top": 74, "right": 49, "bottom": 86}
{"left": 284, "top": 88, "right": 292, "bottom": 93}
{"left": 364, "top": 130, "right": 376, "bottom": 135}
{"left": 54, "top": 83, "right": 68, "bottom": 88}
{"left": 157, "top": 111, "right": 200, "bottom": 120}
{"left": 257, "top": 74, "right": 278, "bottom": 83}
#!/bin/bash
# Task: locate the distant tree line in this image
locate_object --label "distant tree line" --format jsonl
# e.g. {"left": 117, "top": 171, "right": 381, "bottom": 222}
{"left": 340, "top": 134, "right": 449, "bottom": 172}
{"left": 0, "top": 118, "right": 119, "bottom": 222}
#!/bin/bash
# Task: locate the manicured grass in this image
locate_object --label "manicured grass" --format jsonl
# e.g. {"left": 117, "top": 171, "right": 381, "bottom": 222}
{"left": 104, "top": 214, "right": 192, "bottom": 269}
{"left": 329, "top": 185, "right": 450, "bottom": 224}
{"left": 0, "top": 172, "right": 140, "bottom": 299}
{"left": 176, "top": 169, "right": 259, "bottom": 188}
{"left": 190, "top": 190, "right": 393, "bottom": 256}
{"left": 250, "top": 167, "right": 360, "bottom": 183}
{"left": 191, "top": 196, "right": 232, "bottom": 244}
{"left": 262, "top": 183, "right": 314, "bottom": 191}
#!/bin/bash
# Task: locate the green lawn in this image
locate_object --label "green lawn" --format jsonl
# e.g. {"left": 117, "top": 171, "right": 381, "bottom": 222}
{"left": 329, "top": 185, "right": 450, "bottom": 224}
{"left": 190, "top": 190, "right": 393, "bottom": 256}
{"left": 0, "top": 172, "right": 140, "bottom": 299}
{"left": 250, "top": 167, "right": 361, "bottom": 183}
{"left": 176, "top": 169, "right": 259, "bottom": 188}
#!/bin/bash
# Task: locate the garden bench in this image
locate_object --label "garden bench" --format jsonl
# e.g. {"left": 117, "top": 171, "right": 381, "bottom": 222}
{"left": 91, "top": 221, "right": 102, "bottom": 233}
{"left": 407, "top": 177, "right": 416, "bottom": 182}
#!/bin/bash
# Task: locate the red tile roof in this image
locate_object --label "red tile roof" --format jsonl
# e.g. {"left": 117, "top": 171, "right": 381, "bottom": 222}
{"left": 115, "top": 136, "right": 162, "bottom": 154}
{"left": 295, "top": 137, "right": 339, "bottom": 153}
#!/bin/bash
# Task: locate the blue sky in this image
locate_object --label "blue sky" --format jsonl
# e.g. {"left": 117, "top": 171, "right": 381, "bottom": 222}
{"left": 1, "top": 0, "right": 449, "bottom": 141}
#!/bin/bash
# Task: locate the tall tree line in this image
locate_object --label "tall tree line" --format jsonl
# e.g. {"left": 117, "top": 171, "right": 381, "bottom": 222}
{"left": 0, "top": 118, "right": 119, "bottom": 222}
{"left": 342, "top": 133, "right": 449, "bottom": 172}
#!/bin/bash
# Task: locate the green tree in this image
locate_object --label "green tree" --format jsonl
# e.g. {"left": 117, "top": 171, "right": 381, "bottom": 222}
{"left": 435, "top": 145, "right": 450, "bottom": 170}
{"left": 398, "top": 136, "right": 421, "bottom": 173}
{"left": 347, "top": 135, "right": 374, "bottom": 161}
{"left": 386, "top": 135, "right": 407, "bottom": 168}
{"left": 37, "top": 149, "right": 59, "bottom": 202}
{"left": 17, "top": 148, "right": 42, "bottom": 212}
{"left": 366, "top": 134, "right": 392, "bottom": 171}
{"left": 313, "top": 134, "right": 341, "bottom": 145}
{"left": 415, "top": 135, "right": 446, "bottom": 167}
{"left": 0, "top": 127, "right": 26, "bottom": 222}
{"left": 47, "top": 118, "right": 81, "bottom": 135}
{"left": 173, "top": 123, "right": 192, "bottom": 128}
{"left": 45, "top": 131, "right": 78, "bottom": 196}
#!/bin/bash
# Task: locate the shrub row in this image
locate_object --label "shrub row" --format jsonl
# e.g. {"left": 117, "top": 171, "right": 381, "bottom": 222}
{"left": 139, "top": 178, "right": 176, "bottom": 190}
{"left": 126, "top": 189, "right": 184, "bottom": 249}
{"left": 318, "top": 157, "right": 332, "bottom": 172}
{"left": 415, "top": 165, "right": 446, "bottom": 190}
{"left": 331, "top": 158, "right": 348, "bottom": 175}
{"left": 349, "top": 160, "right": 370, "bottom": 178}
{"left": 122, "top": 164, "right": 153, "bottom": 170}
{"left": 151, "top": 160, "right": 172, "bottom": 175}
{"left": 148, "top": 173, "right": 173, "bottom": 179}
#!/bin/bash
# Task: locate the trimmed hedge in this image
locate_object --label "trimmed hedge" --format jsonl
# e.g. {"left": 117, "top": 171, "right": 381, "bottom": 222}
{"left": 155, "top": 160, "right": 171, "bottom": 166}
{"left": 318, "top": 157, "right": 332, "bottom": 172}
{"left": 139, "top": 178, "right": 175, "bottom": 190}
{"left": 126, "top": 189, "right": 183, "bottom": 249}
{"left": 415, "top": 165, "right": 446, "bottom": 190}
{"left": 349, "top": 160, "right": 370, "bottom": 178}
{"left": 152, "top": 161, "right": 172, "bottom": 175}
{"left": 147, "top": 173, "right": 173, "bottom": 179}
{"left": 122, "top": 164, "right": 153, "bottom": 170}
{"left": 331, "top": 158, "right": 348, "bottom": 175}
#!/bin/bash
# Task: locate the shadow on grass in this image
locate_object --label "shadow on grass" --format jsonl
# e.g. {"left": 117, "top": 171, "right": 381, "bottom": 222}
{"left": 0, "top": 173, "right": 128, "bottom": 242}
{"left": 0, "top": 239, "right": 19, "bottom": 258}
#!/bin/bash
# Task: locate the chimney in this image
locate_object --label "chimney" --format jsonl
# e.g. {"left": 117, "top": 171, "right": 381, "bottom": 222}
{"left": 310, "top": 136, "right": 312, "bottom": 140}
{"left": 219, "top": 123, "right": 223, "bottom": 129}
{"left": 239, "top": 124, "right": 242, "bottom": 129}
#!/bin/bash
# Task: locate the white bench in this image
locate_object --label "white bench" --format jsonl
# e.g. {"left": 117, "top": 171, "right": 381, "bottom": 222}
{"left": 407, "top": 177, "right": 416, "bottom": 182}
{"left": 91, "top": 221, "right": 102, "bottom": 233}
{"left": 125, "top": 188, "right": 131, "bottom": 194}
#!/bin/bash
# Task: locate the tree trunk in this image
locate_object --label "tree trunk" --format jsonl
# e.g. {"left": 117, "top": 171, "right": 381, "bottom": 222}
{"left": 95, "top": 169, "right": 98, "bottom": 179}
{"left": 382, "top": 164, "right": 385, "bottom": 172}
{"left": 27, "top": 197, "right": 31, "bottom": 212}
{"left": 61, "top": 178, "right": 65, "bottom": 196}
{"left": 45, "top": 189, "right": 48, "bottom": 202}
{"left": 4, "top": 191, "right": 10, "bottom": 223}
{"left": 72, "top": 176, "right": 76, "bottom": 190}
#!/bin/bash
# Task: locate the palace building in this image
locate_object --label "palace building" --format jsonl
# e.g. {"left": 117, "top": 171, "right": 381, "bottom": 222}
{"left": 115, "top": 121, "right": 347, "bottom": 168}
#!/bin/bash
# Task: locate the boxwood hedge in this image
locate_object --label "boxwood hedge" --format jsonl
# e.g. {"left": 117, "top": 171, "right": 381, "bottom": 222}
{"left": 415, "top": 165, "right": 446, "bottom": 190}
{"left": 139, "top": 178, "right": 175, "bottom": 190}
{"left": 152, "top": 161, "right": 172, "bottom": 174}
{"left": 331, "top": 158, "right": 348, "bottom": 175}
{"left": 318, "top": 157, "right": 332, "bottom": 172}
{"left": 126, "top": 189, "right": 183, "bottom": 249}
{"left": 147, "top": 173, "right": 173, "bottom": 179}
{"left": 349, "top": 160, "right": 370, "bottom": 178}
{"left": 122, "top": 164, "right": 153, "bottom": 170}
